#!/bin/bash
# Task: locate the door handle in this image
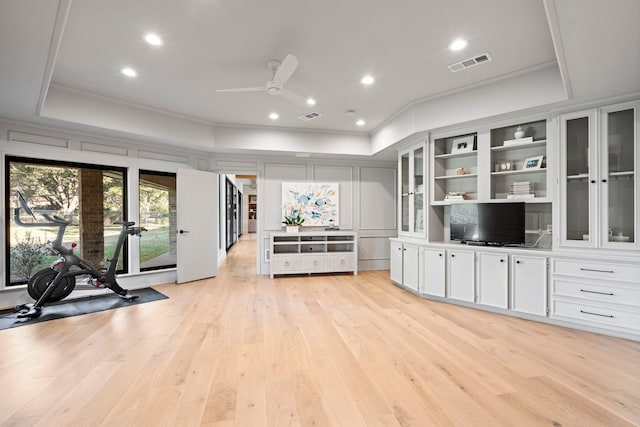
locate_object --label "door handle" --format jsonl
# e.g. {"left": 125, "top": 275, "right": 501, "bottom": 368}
{"left": 178, "top": 229, "right": 190, "bottom": 234}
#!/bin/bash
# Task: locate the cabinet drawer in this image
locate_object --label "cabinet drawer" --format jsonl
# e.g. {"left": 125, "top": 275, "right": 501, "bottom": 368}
{"left": 552, "top": 259, "right": 640, "bottom": 283}
{"left": 302, "top": 255, "right": 328, "bottom": 272}
{"left": 553, "top": 278, "right": 640, "bottom": 307}
{"left": 272, "top": 256, "right": 302, "bottom": 272}
{"left": 328, "top": 254, "right": 355, "bottom": 271}
{"left": 551, "top": 299, "right": 640, "bottom": 332}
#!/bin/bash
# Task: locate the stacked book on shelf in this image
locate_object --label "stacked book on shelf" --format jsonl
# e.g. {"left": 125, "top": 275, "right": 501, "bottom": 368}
{"left": 507, "top": 181, "right": 535, "bottom": 199}
{"left": 445, "top": 191, "right": 467, "bottom": 201}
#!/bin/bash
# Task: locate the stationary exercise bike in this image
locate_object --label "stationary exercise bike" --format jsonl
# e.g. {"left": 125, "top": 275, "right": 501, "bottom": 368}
{"left": 13, "top": 191, "right": 145, "bottom": 318}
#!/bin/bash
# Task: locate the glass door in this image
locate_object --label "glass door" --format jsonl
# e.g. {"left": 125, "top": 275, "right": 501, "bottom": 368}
{"left": 560, "top": 110, "right": 597, "bottom": 247}
{"left": 399, "top": 143, "right": 426, "bottom": 236}
{"left": 413, "top": 146, "right": 424, "bottom": 234}
{"left": 400, "top": 152, "right": 410, "bottom": 233}
{"left": 601, "top": 105, "right": 638, "bottom": 249}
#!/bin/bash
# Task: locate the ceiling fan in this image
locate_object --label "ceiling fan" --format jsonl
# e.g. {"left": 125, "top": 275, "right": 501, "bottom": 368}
{"left": 216, "top": 54, "right": 311, "bottom": 107}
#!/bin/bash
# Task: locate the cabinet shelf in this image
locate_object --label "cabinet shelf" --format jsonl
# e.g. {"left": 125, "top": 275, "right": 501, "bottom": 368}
{"left": 434, "top": 151, "right": 477, "bottom": 160}
{"left": 609, "top": 171, "right": 634, "bottom": 177}
{"left": 434, "top": 173, "right": 477, "bottom": 180}
{"left": 491, "top": 168, "right": 546, "bottom": 176}
{"left": 491, "top": 140, "right": 546, "bottom": 152}
{"left": 567, "top": 173, "right": 589, "bottom": 180}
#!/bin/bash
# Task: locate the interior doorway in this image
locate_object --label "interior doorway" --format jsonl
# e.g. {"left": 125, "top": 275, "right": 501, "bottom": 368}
{"left": 220, "top": 173, "right": 259, "bottom": 275}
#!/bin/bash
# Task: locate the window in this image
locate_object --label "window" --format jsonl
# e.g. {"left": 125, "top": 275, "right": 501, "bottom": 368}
{"left": 5, "top": 157, "right": 127, "bottom": 286}
{"left": 139, "top": 171, "right": 177, "bottom": 271}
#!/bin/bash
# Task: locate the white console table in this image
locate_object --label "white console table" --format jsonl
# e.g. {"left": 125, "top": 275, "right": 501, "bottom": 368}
{"left": 270, "top": 231, "right": 358, "bottom": 279}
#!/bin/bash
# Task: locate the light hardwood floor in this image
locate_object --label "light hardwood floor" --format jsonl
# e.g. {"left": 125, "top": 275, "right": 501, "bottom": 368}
{"left": 1, "top": 234, "right": 639, "bottom": 426}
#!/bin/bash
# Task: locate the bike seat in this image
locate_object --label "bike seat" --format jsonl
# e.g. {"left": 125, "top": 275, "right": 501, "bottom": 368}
{"left": 114, "top": 220, "right": 136, "bottom": 227}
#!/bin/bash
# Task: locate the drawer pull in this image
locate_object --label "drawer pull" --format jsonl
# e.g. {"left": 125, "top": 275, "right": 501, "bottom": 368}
{"left": 580, "top": 268, "right": 614, "bottom": 274}
{"left": 580, "top": 289, "right": 614, "bottom": 296}
{"left": 284, "top": 261, "right": 290, "bottom": 267}
{"left": 580, "top": 310, "right": 614, "bottom": 318}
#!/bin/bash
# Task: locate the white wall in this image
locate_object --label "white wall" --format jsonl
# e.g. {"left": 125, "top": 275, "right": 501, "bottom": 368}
{"left": 258, "top": 161, "right": 396, "bottom": 275}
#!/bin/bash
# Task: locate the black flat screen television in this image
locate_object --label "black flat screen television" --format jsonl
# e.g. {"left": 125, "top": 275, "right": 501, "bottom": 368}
{"left": 450, "top": 202, "right": 525, "bottom": 246}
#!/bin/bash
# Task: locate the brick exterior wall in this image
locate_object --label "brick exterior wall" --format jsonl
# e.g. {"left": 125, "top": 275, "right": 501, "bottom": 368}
{"left": 79, "top": 169, "right": 104, "bottom": 267}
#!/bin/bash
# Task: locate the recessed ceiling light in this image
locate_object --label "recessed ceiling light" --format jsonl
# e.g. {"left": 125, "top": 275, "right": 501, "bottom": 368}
{"left": 356, "top": 119, "right": 366, "bottom": 126}
{"left": 360, "top": 75, "right": 375, "bottom": 85}
{"left": 306, "top": 98, "right": 316, "bottom": 106}
{"left": 144, "top": 33, "right": 163, "bottom": 46}
{"left": 449, "top": 38, "right": 468, "bottom": 51}
{"left": 269, "top": 112, "right": 279, "bottom": 120}
{"left": 121, "top": 67, "right": 137, "bottom": 77}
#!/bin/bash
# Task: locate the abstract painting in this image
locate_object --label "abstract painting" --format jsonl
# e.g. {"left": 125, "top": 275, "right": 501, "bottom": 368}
{"left": 282, "top": 183, "right": 339, "bottom": 227}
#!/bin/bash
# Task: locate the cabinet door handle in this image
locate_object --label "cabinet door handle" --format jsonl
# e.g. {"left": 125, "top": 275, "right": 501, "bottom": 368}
{"left": 580, "top": 289, "right": 614, "bottom": 296}
{"left": 602, "top": 179, "right": 607, "bottom": 183}
{"left": 590, "top": 180, "right": 596, "bottom": 184}
{"left": 451, "top": 254, "right": 455, "bottom": 258}
{"left": 580, "top": 310, "right": 614, "bottom": 318}
{"left": 516, "top": 260, "right": 521, "bottom": 264}
{"left": 438, "top": 253, "right": 443, "bottom": 257}
{"left": 580, "top": 268, "right": 614, "bottom": 274}
{"left": 500, "top": 259, "right": 504, "bottom": 263}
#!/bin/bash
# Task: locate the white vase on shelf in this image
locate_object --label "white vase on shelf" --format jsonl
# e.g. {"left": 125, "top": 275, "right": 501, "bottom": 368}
{"left": 514, "top": 126, "right": 525, "bottom": 139}
{"left": 285, "top": 225, "right": 299, "bottom": 233}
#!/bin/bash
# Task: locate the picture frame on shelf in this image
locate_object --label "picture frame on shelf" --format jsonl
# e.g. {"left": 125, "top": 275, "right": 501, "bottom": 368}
{"left": 523, "top": 155, "right": 545, "bottom": 170}
{"left": 450, "top": 135, "right": 475, "bottom": 154}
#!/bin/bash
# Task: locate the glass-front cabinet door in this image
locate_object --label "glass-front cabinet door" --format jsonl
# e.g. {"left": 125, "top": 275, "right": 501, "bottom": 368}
{"left": 559, "top": 102, "right": 639, "bottom": 250}
{"left": 560, "top": 110, "right": 597, "bottom": 248}
{"left": 413, "top": 146, "right": 425, "bottom": 234}
{"left": 398, "top": 142, "right": 426, "bottom": 236}
{"left": 400, "top": 152, "right": 410, "bottom": 233}
{"left": 600, "top": 103, "right": 639, "bottom": 250}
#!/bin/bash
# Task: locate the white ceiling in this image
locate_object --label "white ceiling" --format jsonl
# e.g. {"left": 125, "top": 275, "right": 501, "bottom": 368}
{"left": 0, "top": 0, "right": 638, "bottom": 160}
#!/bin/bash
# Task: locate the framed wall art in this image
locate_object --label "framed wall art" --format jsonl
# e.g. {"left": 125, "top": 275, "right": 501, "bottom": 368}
{"left": 282, "top": 183, "right": 339, "bottom": 226}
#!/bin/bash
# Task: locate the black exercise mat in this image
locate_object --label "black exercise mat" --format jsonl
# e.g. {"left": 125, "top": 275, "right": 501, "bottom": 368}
{"left": 0, "top": 287, "right": 168, "bottom": 330}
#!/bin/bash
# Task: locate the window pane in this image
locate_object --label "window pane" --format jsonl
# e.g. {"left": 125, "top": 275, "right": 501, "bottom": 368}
{"left": 139, "top": 171, "right": 177, "bottom": 270}
{"left": 7, "top": 158, "right": 127, "bottom": 286}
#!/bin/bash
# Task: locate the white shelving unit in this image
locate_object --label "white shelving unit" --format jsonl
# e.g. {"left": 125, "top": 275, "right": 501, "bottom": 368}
{"left": 270, "top": 231, "right": 358, "bottom": 278}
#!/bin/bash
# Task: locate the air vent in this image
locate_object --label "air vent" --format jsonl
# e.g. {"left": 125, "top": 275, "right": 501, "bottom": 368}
{"left": 298, "top": 112, "right": 321, "bottom": 121}
{"left": 447, "top": 53, "right": 492, "bottom": 72}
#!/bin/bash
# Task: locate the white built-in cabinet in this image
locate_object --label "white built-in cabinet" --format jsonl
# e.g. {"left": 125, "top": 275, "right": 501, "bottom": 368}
{"left": 559, "top": 101, "right": 639, "bottom": 250}
{"left": 389, "top": 97, "right": 640, "bottom": 341}
{"left": 390, "top": 241, "right": 419, "bottom": 292}
{"left": 511, "top": 255, "right": 547, "bottom": 316}
{"left": 447, "top": 250, "right": 475, "bottom": 302}
{"left": 419, "top": 247, "right": 445, "bottom": 297}
{"left": 477, "top": 252, "right": 509, "bottom": 308}
{"left": 399, "top": 143, "right": 426, "bottom": 236}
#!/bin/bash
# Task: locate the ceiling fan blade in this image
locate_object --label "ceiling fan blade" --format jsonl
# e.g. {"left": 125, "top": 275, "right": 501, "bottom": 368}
{"left": 273, "top": 54, "right": 298, "bottom": 85}
{"left": 281, "top": 89, "right": 308, "bottom": 107}
{"left": 216, "top": 86, "right": 266, "bottom": 93}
